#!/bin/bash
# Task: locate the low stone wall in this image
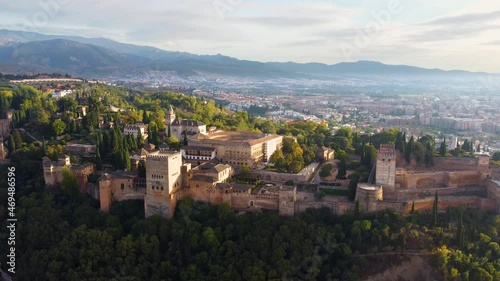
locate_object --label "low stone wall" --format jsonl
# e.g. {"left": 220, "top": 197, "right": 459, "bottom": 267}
{"left": 295, "top": 201, "right": 354, "bottom": 215}
{"left": 434, "top": 157, "right": 479, "bottom": 171}
{"left": 230, "top": 193, "right": 280, "bottom": 210}
{"left": 447, "top": 171, "right": 481, "bottom": 187}
{"left": 376, "top": 201, "right": 408, "bottom": 213}
{"left": 399, "top": 170, "right": 482, "bottom": 190}
{"left": 400, "top": 171, "right": 446, "bottom": 189}
{"left": 395, "top": 186, "right": 486, "bottom": 201}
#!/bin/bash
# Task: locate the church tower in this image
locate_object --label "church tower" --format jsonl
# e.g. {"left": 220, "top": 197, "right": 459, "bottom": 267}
{"left": 166, "top": 105, "right": 176, "bottom": 126}
{"left": 376, "top": 144, "right": 396, "bottom": 193}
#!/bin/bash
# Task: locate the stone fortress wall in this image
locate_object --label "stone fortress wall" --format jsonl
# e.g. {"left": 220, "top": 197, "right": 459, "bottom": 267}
{"left": 357, "top": 144, "right": 499, "bottom": 214}
{"left": 97, "top": 149, "right": 297, "bottom": 218}
{"left": 84, "top": 142, "right": 500, "bottom": 218}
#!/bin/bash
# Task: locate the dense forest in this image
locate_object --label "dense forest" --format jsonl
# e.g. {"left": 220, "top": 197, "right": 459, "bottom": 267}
{"left": 1, "top": 179, "right": 499, "bottom": 280}
{"left": 0, "top": 82, "right": 498, "bottom": 280}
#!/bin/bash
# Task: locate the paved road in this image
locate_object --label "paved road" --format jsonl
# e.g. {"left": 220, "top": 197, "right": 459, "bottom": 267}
{"left": 17, "top": 128, "right": 42, "bottom": 145}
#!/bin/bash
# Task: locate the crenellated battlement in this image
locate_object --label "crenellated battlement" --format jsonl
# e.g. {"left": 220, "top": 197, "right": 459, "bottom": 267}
{"left": 378, "top": 144, "right": 396, "bottom": 159}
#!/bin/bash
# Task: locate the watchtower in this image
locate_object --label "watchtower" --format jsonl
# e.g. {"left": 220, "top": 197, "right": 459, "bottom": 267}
{"left": 376, "top": 144, "right": 396, "bottom": 193}
{"left": 144, "top": 151, "right": 183, "bottom": 218}
{"left": 98, "top": 175, "right": 112, "bottom": 212}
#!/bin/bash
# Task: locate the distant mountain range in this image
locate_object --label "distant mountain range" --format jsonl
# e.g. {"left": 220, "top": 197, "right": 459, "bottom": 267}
{"left": 0, "top": 29, "right": 493, "bottom": 79}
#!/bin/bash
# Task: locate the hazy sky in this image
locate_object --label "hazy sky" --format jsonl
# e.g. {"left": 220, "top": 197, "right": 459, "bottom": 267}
{"left": 1, "top": 0, "right": 500, "bottom": 72}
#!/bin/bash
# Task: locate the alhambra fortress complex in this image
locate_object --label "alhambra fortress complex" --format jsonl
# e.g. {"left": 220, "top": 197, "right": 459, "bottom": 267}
{"left": 42, "top": 107, "right": 500, "bottom": 218}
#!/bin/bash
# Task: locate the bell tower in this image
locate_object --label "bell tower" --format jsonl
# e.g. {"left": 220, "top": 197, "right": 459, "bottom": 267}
{"left": 166, "top": 105, "right": 176, "bottom": 126}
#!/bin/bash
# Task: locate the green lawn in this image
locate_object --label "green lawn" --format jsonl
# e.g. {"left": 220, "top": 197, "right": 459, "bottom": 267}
{"left": 319, "top": 188, "right": 348, "bottom": 196}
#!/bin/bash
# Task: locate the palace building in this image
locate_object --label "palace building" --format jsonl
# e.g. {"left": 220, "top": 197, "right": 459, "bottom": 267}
{"left": 188, "top": 131, "right": 283, "bottom": 168}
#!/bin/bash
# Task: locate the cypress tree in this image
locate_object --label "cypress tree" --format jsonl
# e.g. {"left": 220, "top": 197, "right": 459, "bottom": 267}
{"left": 98, "top": 132, "right": 105, "bottom": 156}
{"left": 137, "top": 130, "right": 144, "bottom": 149}
{"left": 360, "top": 145, "right": 366, "bottom": 167}
{"left": 138, "top": 161, "right": 146, "bottom": 177}
{"left": 433, "top": 191, "right": 439, "bottom": 227}
{"left": 461, "top": 139, "right": 469, "bottom": 151}
{"left": 337, "top": 159, "right": 347, "bottom": 178}
{"left": 142, "top": 110, "right": 149, "bottom": 124}
{"left": 130, "top": 134, "right": 137, "bottom": 150}
{"left": 148, "top": 124, "right": 153, "bottom": 144}
{"left": 457, "top": 212, "right": 465, "bottom": 249}
{"left": 411, "top": 201, "right": 415, "bottom": 215}
{"left": 395, "top": 131, "right": 403, "bottom": 151}
{"left": 41, "top": 137, "right": 45, "bottom": 155}
{"left": 103, "top": 130, "right": 111, "bottom": 155}
{"left": 98, "top": 130, "right": 104, "bottom": 145}
{"left": 95, "top": 148, "right": 102, "bottom": 170}
{"left": 425, "top": 142, "right": 434, "bottom": 166}
{"left": 348, "top": 173, "right": 360, "bottom": 202}
{"left": 113, "top": 129, "right": 121, "bottom": 153}
{"left": 405, "top": 136, "right": 414, "bottom": 163}
{"left": 439, "top": 139, "right": 447, "bottom": 156}
{"left": 12, "top": 130, "right": 23, "bottom": 148}
{"left": 446, "top": 206, "right": 451, "bottom": 225}
{"left": 354, "top": 200, "right": 360, "bottom": 217}
{"left": 113, "top": 151, "right": 121, "bottom": 169}
{"left": 7, "top": 135, "right": 15, "bottom": 157}
{"left": 123, "top": 149, "right": 131, "bottom": 171}
{"left": 148, "top": 121, "right": 159, "bottom": 146}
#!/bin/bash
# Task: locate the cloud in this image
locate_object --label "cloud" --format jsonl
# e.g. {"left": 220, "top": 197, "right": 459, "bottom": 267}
{"left": 483, "top": 40, "right": 500, "bottom": 45}
{"left": 228, "top": 16, "right": 329, "bottom": 27}
{"left": 0, "top": 0, "right": 499, "bottom": 71}
{"left": 408, "top": 10, "right": 500, "bottom": 42}
{"left": 420, "top": 10, "right": 500, "bottom": 26}
{"left": 411, "top": 24, "right": 500, "bottom": 42}
{"left": 279, "top": 38, "right": 329, "bottom": 48}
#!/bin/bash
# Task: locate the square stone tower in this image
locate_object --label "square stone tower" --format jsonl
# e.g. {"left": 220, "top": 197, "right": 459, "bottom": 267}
{"left": 145, "top": 150, "right": 183, "bottom": 218}
{"left": 376, "top": 144, "right": 396, "bottom": 193}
